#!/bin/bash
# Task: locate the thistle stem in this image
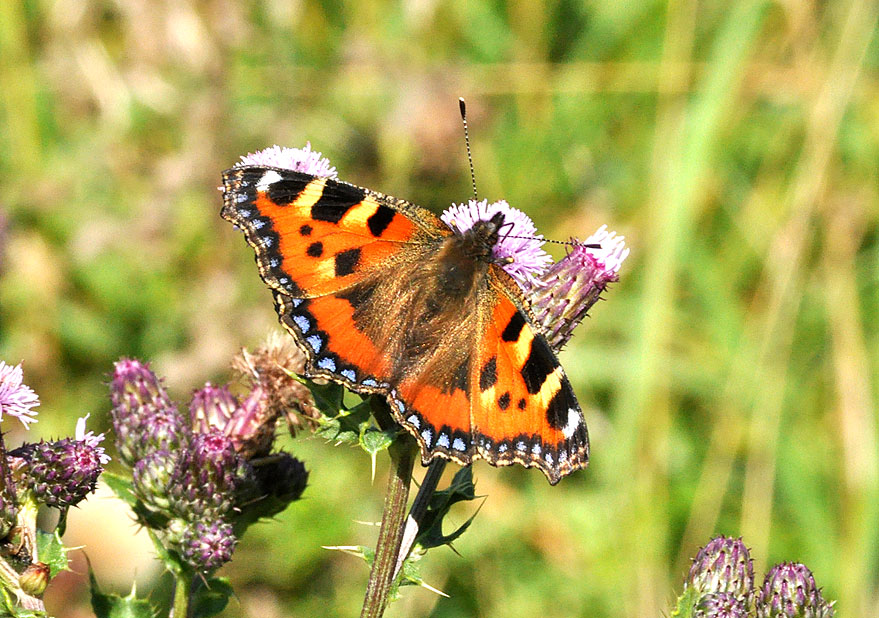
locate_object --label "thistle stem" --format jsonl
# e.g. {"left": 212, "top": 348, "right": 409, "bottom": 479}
{"left": 360, "top": 434, "right": 418, "bottom": 618}
{"left": 393, "top": 459, "right": 447, "bottom": 580}
{"left": 171, "top": 571, "right": 191, "bottom": 618}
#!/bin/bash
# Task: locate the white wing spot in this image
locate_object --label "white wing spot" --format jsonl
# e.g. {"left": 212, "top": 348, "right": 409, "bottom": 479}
{"left": 562, "top": 408, "right": 581, "bottom": 439}
{"left": 341, "top": 369, "right": 356, "bottom": 381}
{"left": 407, "top": 414, "right": 420, "bottom": 429}
{"left": 421, "top": 428, "right": 433, "bottom": 447}
{"left": 452, "top": 438, "right": 467, "bottom": 451}
{"left": 257, "top": 170, "right": 283, "bottom": 191}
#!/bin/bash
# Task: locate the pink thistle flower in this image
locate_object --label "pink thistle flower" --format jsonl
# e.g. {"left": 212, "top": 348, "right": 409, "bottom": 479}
{"left": 237, "top": 143, "right": 338, "bottom": 178}
{"left": 526, "top": 225, "right": 629, "bottom": 351}
{"left": 0, "top": 361, "right": 39, "bottom": 429}
{"left": 441, "top": 199, "right": 552, "bottom": 284}
{"left": 75, "top": 414, "right": 110, "bottom": 465}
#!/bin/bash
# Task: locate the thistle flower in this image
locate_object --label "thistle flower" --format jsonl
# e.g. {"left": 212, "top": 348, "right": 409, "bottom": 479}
{"left": 10, "top": 417, "right": 108, "bottom": 509}
{"left": 190, "top": 383, "right": 276, "bottom": 459}
{"left": 238, "top": 143, "right": 338, "bottom": 179}
{"left": 0, "top": 362, "right": 39, "bottom": 429}
{"left": 686, "top": 536, "right": 755, "bottom": 606}
{"left": 441, "top": 199, "right": 552, "bottom": 284}
{"left": 231, "top": 332, "right": 319, "bottom": 439}
{"left": 179, "top": 519, "right": 237, "bottom": 572}
{"left": 756, "top": 562, "right": 835, "bottom": 618}
{"left": 166, "top": 431, "right": 250, "bottom": 521}
{"left": 110, "top": 359, "right": 189, "bottom": 466}
{"left": 695, "top": 592, "right": 748, "bottom": 618}
{"left": 526, "top": 225, "right": 629, "bottom": 350}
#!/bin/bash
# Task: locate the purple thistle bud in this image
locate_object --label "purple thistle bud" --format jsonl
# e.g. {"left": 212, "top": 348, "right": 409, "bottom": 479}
{"left": 441, "top": 199, "right": 552, "bottom": 284}
{"left": 525, "top": 225, "right": 629, "bottom": 350}
{"left": 0, "top": 361, "right": 39, "bottom": 429}
{"left": 189, "top": 383, "right": 276, "bottom": 459}
{"left": 695, "top": 592, "right": 748, "bottom": 618}
{"left": 10, "top": 432, "right": 106, "bottom": 509}
{"left": 179, "top": 519, "right": 237, "bottom": 572}
{"left": 167, "top": 431, "right": 251, "bottom": 520}
{"left": 237, "top": 143, "right": 338, "bottom": 179}
{"left": 132, "top": 451, "right": 180, "bottom": 512}
{"left": 110, "top": 359, "right": 189, "bottom": 467}
{"left": 190, "top": 383, "right": 239, "bottom": 434}
{"left": 686, "top": 536, "right": 755, "bottom": 606}
{"left": 756, "top": 562, "right": 835, "bottom": 618}
{"left": 18, "top": 562, "right": 50, "bottom": 596}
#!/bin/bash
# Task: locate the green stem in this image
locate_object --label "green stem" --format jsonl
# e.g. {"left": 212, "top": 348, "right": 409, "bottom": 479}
{"left": 172, "top": 570, "right": 191, "bottom": 618}
{"left": 360, "top": 435, "right": 418, "bottom": 618}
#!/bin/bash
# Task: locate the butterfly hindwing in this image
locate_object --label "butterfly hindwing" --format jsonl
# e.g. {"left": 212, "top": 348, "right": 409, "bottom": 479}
{"left": 471, "top": 279, "right": 588, "bottom": 484}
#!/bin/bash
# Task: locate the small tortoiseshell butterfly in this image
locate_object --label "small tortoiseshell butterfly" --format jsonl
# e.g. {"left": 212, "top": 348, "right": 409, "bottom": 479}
{"left": 221, "top": 145, "right": 618, "bottom": 484}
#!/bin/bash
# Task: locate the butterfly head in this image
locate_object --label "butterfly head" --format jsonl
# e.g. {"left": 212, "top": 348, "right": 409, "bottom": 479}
{"left": 461, "top": 211, "right": 507, "bottom": 262}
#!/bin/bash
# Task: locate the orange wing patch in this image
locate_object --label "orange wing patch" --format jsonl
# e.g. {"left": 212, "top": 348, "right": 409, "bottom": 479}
{"left": 469, "top": 288, "right": 589, "bottom": 484}
{"left": 222, "top": 167, "right": 422, "bottom": 299}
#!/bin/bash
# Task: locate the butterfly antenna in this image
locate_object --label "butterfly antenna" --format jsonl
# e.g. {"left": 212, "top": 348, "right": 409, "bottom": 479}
{"left": 459, "top": 98, "right": 479, "bottom": 201}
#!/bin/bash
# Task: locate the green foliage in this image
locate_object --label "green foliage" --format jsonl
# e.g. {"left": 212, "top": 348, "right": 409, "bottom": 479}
{"left": 89, "top": 572, "right": 157, "bottom": 618}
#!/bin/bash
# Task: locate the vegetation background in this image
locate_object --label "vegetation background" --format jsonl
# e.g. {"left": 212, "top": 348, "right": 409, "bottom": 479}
{"left": 1, "top": 0, "right": 877, "bottom": 616}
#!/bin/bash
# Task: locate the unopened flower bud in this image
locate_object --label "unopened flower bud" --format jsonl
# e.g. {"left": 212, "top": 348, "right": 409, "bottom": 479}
{"left": 18, "top": 562, "right": 49, "bottom": 596}
{"left": 179, "top": 519, "right": 237, "bottom": 572}
{"left": 686, "top": 536, "right": 754, "bottom": 605}
{"left": 756, "top": 562, "right": 834, "bottom": 617}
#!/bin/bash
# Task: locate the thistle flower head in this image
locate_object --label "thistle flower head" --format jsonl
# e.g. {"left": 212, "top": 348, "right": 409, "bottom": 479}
{"left": 695, "top": 592, "right": 748, "bottom": 618}
{"left": 757, "top": 563, "right": 834, "bottom": 618}
{"left": 110, "top": 358, "right": 189, "bottom": 466}
{"left": 441, "top": 199, "right": 552, "bottom": 284}
{"left": 0, "top": 361, "right": 39, "bottom": 429}
{"left": 231, "top": 332, "right": 319, "bottom": 438}
{"left": 179, "top": 519, "right": 237, "bottom": 572}
{"left": 525, "top": 225, "right": 629, "bottom": 350}
{"left": 11, "top": 431, "right": 107, "bottom": 509}
{"left": 686, "top": 536, "right": 755, "bottom": 605}
{"left": 237, "top": 143, "right": 338, "bottom": 179}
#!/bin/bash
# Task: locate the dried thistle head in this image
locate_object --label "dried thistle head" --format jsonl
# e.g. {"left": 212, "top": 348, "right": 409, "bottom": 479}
{"left": 232, "top": 332, "right": 320, "bottom": 436}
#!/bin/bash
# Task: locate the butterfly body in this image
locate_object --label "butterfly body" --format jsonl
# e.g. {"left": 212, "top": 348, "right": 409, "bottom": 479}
{"left": 222, "top": 165, "right": 589, "bottom": 484}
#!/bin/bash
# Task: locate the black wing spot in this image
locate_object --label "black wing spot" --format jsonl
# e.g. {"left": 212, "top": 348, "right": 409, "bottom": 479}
{"left": 367, "top": 205, "right": 396, "bottom": 237}
{"left": 479, "top": 356, "right": 497, "bottom": 392}
{"left": 299, "top": 224, "right": 313, "bottom": 236}
{"left": 517, "top": 397, "right": 527, "bottom": 410}
{"left": 267, "top": 177, "right": 311, "bottom": 205}
{"left": 498, "top": 391, "right": 511, "bottom": 410}
{"left": 311, "top": 182, "right": 366, "bottom": 223}
{"left": 334, "top": 247, "right": 361, "bottom": 277}
{"left": 545, "top": 388, "right": 571, "bottom": 430}
{"left": 448, "top": 360, "right": 470, "bottom": 395}
{"left": 501, "top": 312, "right": 526, "bottom": 342}
{"left": 306, "top": 242, "right": 323, "bottom": 258}
{"left": 521, "top": 339, "right": 558, "bottom": 394}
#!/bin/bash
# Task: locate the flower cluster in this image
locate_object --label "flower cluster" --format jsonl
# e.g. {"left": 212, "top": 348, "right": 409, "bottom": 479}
{"left": 110, "top": 343, "right": 310, "bottom": 574}
{"left": 0, "top": 361, "right": 108, "bottom": 612}
{"left": 680, "top": 536, "right": 835, "bottom": 617}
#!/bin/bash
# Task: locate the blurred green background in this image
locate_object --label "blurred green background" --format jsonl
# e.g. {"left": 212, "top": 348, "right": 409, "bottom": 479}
{"left": 1, "top": 0, "right": 878, "bottom": 616}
